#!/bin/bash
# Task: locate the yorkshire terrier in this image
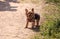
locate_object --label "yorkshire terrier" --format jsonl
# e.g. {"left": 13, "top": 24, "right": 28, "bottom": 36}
{"left": 25, "top": 8, "right": 40, "bottom": 28}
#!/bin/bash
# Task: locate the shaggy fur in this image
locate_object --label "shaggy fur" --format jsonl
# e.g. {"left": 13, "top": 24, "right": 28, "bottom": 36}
{"left": 25, "top": 8, "right": 40, "bottom": 28}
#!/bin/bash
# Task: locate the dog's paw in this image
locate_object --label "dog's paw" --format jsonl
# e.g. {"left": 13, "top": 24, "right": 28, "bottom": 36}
{"left": 25, "top": 27, "right": 28, "bottom": 28}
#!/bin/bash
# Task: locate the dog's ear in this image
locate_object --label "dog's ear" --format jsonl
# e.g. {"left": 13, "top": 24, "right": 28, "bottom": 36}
{"left": 31, "top": 8, "right": 34, "bottom": 13}
{"left": 25, "top": 9, "right": 28, "bottom": 13}
{"left": 25, "top": 9, "right": 28, "bottom": 16}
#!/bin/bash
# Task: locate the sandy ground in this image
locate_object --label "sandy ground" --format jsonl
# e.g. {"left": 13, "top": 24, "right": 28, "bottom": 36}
{"left": 0, "top": 0, "right": 45, "bottom": 39}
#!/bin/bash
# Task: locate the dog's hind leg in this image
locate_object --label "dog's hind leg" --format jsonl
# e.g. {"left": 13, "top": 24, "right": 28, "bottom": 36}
{"left": 37, "top": 20, "right": 39, "bottom": 26}
{"left": 36, "top": 20, "right": 40, "bottom": 29}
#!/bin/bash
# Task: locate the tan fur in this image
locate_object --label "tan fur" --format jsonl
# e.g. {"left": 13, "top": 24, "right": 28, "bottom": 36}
{"left": 25, "top": 8, "right": 40, "bottom": 28}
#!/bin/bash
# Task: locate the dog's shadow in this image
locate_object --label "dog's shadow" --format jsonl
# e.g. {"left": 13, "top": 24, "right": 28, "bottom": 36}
{"left": 28, "top": 25, "right": 40, "bottom": 32}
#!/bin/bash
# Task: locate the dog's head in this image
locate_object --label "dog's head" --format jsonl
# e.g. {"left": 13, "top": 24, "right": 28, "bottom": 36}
{"left": 25, "top": 8, "right": 34, "bottom": 17}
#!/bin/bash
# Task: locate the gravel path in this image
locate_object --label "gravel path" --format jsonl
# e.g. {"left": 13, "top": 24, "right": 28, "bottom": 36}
{"left": 0, "top": 0, "right": 45, "bottom": 39}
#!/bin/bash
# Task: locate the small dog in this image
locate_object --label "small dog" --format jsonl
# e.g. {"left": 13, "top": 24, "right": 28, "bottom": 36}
{"left": 25, "top": 8, "right": 40, "bottom": 28}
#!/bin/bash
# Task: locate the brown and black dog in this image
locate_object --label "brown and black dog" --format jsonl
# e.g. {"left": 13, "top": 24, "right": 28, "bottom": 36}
{"left": 25, "top": 8, "right": 40, "bottom": 28}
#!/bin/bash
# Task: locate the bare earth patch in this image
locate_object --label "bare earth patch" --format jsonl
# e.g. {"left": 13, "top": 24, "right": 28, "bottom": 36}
{"left": 0, "top": 0, "right": 45, "bottom": 39}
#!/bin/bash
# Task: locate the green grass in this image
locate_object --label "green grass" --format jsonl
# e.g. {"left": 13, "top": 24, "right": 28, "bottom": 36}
{"left": 33, "top": 0, "right": 60, "bottom": 39}
{"left": 46, "top": 0, "right": 60, "bottom": 4}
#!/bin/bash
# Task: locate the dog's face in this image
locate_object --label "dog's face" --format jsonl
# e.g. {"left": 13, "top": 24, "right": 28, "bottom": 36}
{"left": 25, "top": 8, "right": 34, "bottom": 17}
{"left": 25, "top": 8, "right": 35, "bottom": 22}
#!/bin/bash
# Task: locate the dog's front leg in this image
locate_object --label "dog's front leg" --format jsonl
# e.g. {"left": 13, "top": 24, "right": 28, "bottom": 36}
{"left": 32, "top": 21, "right": 35, "bottom": 28}
{"left": 25, "top": 21, "right": 29, "bottom": 28}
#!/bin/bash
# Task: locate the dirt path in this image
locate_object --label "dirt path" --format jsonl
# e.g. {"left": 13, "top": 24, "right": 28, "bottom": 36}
{"left": 0, "top": 0, "right": 45, "bottom": 39}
